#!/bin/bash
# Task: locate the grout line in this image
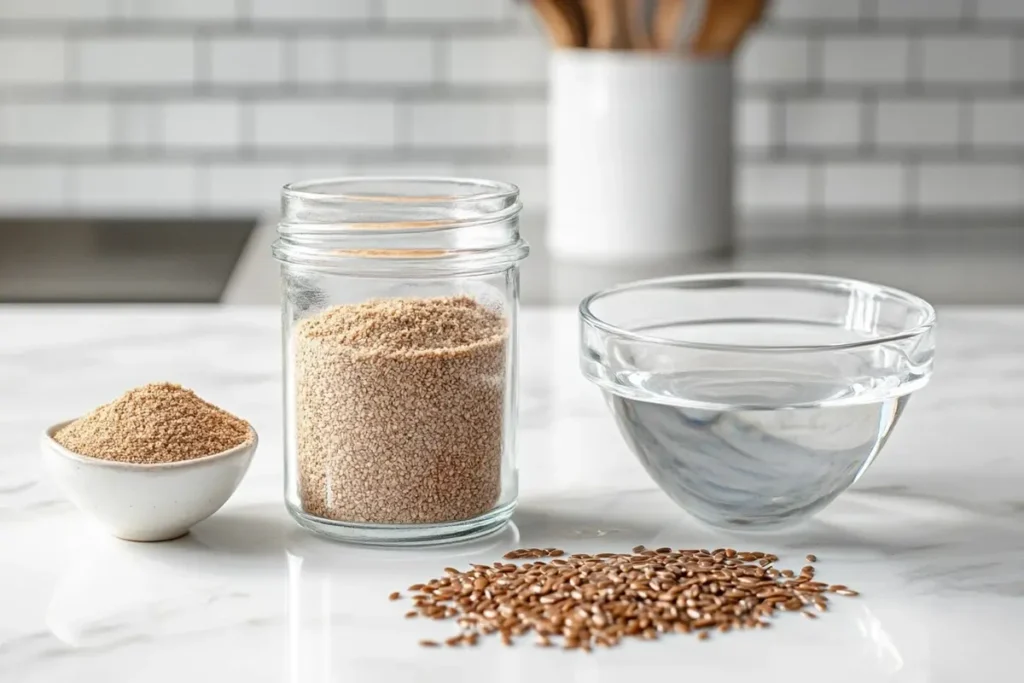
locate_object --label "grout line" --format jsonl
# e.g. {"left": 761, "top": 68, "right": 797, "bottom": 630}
{"left": 0, "top": 20, "right": 517, "bottom": 37}
{"left": 393, "top": 90, "right": 413, "bottom": 152}
{"left": 5, "top": 18, "right": 1024, "bottom": 37}
{"left": 906, "top": 32, "right": 924, "bottom": 96}
{"left": 1013, "top": 34, "right": 1024, "bottom": 85}
{"left": 961, "top": 0, "right": 977, "bottom": 24}
{"left": 0, "top": 148, "right": 550, "bottom": 164}
{"left": 770, "top": 95, "right": 787, "bottom": 159}
{"left": 194, "top": 31, "right": 211, "bottom": 96}
{"left": 7, "top": 145, "right": 1024, "bottom": 164}
{"left": 194, "top": 161, "right": 209, "bottom": 211}
{"left": 150, "top": 101, "right": 164, "bottom": 157}
{"left": 367, "top": 0, "right": 385, "bottom": 27}
{"left": 432, "top": 34, "right": 448, "bottom": 89}
{"left": 281, "top": 30, "right": 298, "bottom": 94}
{"left": 109, "top": 96, "right": 125, "bottom": 151}
{"left": 61, "top": 156, "right": 75, "bottom": 209}
{"left": 904, "top": 156, "right": 919, "bottom": 220}
{"left": 808, "top": 156, "right": 825, "bottom": 226}
{"left": 8, "top": 80, "right": 1024, "bottom": 101}
{"left": 237, "top": 93, "right": 254, "bottom": 160}
{"left": 957, "top": 97, "right": 973, "bottom": 159}
{"left": 0, "top": 84, "right": 551, "bottom": 102}
{"left": 6, "top": 17, "right": 1024, "bottom": 36}
{"left": 859, "top": 0, "right": 877, "bottom": 28}
{"left": 236, "top": 0, "right": 252, "bottom": 26}
{"left": 806, "top": 31, "right": 823, "bottom": 94}
{"left": 64, "top": 33, "right": 79, "bottom": 85}
{"left": 861, "top": 90, "right": 877, "bottom": 154}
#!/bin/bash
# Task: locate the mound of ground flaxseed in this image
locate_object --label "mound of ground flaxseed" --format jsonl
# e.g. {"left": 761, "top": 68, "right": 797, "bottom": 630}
{"left": 54, "top": 383, "right": 253, "bottom": 464}
{"left": 294, "top": 295, "right": 508, "bottom": 525}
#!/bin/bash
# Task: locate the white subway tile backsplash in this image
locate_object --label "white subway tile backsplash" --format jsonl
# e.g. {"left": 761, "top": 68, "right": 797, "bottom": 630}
{"left": 0, "top": 0, "right": 1020, "bottom": 220}
{"left": 0, "top": 0, "right": 111, "bottom": 20}
{"left": 122, "top": 0, "right": 238, "bottom": 20}
{"left": 252, "top": 100, "right": 395, "bottom": 147}
{"left": 771, "top": 0, "right": 861, "bottom": 21}
{"left": 738, "top": 163, "right": 813, "bottom": 211}
{"left": 78, "top": 37, "right": 195, "bottom": 84}
{"left": 736, "top": 98, "right": 773, "bottom": 149}
{"left": 294, "top": 39, "right": 342, "bottom": 83}
{"left": 0, "top": 165, "right": 66, "bottom": 210}
{"left": 873, "top": 0, "right": 963, "bottom": 21}
{"left": 738, "top": 36, "right": 810, "bottom": 85}
{"left": 876, "top": 99, "right": 961, "bottom": 147}
{"left": 348, "top": 162, "right": 456, "bottom": 178}
{"left": 292, "top": 163, "right": 353, "bottom": 184}
{"left": 204, "top": 163, "right": 296, "bottom": 209}
{"left": 823, "top": 163, "right": 907, "bottom": 210}
{"left": 408, "top": 101, "right": 545, "bottom": 148}
{"left": 382, "top": 0, "right": 507, "bottom": 22}
{"left": 115, "top": 103, "right": 161, "bottom": 148}
{"left": 0, "top": 39, "right": 65, "bottom": 85}
{"left": 785, "top": 100, "right": 861, "bottom": 148}
{"left": 343, "top": 39, "right": 435, "bottom": 84}
{"left": 250, "top": 0, "right": 371, "bottom": 21}
{"left": 971, "top": 100, "right": 1024, "bottom": 146}
{"left": 446, "top": 36, "right": 548, "bottom": 85}
{"left": 73, "top": 164, "right": 197, "bottom": 211}
{"left": 297, "top": 37, "right": 437, "bottom": 87}
{"left": 0, "top": 103, "right": 112, "bottom": 148}
{"left": 823, "top": 37, "right": 911, "bottom": 84}
{"left": 453, "top": 164, "right": 548, "bottom": 208}
{"left": 208, "top": 37, "right": 285, "bottom": 84}
{"left": 975, "top": 0, "right": 1024, "bottom": 20}
{"left": 917, "top": 163, "right": 1024, "bottom": 210}
{"left": 920, "top": 37, "right": 1014, "bottom": 83}
{"left": 163, "top": 102, "right": 241, "bottom": 148}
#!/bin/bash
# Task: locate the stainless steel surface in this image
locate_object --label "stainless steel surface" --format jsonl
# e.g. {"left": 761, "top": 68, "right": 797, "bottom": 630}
{"left": 518, "top": 221, "right": 1024, "bottom": 307}
{"left": 4, "top": 215, "right": 1020, "bottom": 306}
{"left": 0, "top": 219, "right": 254, "bottom": 303}
{"left": 225, "top": 215, "right": 1024, "bottom": 307}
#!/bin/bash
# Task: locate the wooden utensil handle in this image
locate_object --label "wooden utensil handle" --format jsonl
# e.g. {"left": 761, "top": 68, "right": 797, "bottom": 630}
{"left": 584, "top": 0, "right": 631, "bottom": 50}
{"left": 692, "top": 0, "right": 765, "bottom": 55}
{"left": 531, "top": 0, "right": 588, "bottom": 48}
{"left": 652, "top": 0, "right": 685, "bottom": 51}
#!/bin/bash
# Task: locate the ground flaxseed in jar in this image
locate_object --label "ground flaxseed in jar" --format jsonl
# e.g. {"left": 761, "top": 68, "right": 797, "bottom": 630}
{"left": 294, "top": 295, "right": 508, "bottom": 524}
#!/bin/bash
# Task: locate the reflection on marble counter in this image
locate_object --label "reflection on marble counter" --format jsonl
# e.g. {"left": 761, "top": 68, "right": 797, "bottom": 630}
{"left": 2, "top": 305, "right": 1024, "bottom": 681}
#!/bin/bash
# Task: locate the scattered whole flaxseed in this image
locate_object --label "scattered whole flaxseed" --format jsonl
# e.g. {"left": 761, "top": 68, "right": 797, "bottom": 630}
{"left": 54, "top": 383, "right": 252, "bottom": 464}
{"left": 294, "top": 296, "right": 507, "bottom": 525}
{"left": 403, "top": 547, "right": 859, "bottom": 650}
{"left": 503, "top": 548, "right": 565, "bottom": 560}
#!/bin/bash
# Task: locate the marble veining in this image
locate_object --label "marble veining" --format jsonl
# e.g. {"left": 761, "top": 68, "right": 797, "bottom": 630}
{"left": 2, "top": 306, "right": 1024, "bottom": 681}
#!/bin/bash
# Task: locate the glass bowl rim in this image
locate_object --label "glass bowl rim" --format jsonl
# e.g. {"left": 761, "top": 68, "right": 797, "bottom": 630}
{"left": 579, "top": 272, "right": 937, "bottom": 353}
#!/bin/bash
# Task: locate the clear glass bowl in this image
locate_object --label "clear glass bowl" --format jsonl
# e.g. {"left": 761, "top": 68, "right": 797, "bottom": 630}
{"left": 579, "top": 273, "right": 936, "bottom": 532}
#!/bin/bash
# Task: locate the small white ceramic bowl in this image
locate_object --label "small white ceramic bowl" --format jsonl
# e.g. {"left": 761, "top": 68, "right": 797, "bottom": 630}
{"left": 41, "top": 420, "right": 258, "bottom": 542}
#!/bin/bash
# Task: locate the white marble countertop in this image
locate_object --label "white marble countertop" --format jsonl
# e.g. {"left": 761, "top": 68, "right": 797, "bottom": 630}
{"left": 2, "top": 305, "right": 1023, "bottom": 681}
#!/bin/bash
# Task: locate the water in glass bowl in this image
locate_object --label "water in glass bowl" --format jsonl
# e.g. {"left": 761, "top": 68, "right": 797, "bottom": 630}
{"left": 601, "top": 325, "right": 921, "bottom": 531}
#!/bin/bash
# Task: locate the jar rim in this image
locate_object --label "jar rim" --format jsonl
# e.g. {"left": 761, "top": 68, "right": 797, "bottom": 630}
{"left": 278, "top": 176, "right": 523, "bottom": 237}
{"left": 275, "top": 175, "right": 527, "bottom": 274}
{"left": 282, "top": 176, "right": 519, "bottom": 206}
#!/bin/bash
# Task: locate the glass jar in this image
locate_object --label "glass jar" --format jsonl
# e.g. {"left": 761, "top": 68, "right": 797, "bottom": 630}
{"left": 273, "top": 177, "right": 528, "bottom": 545}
